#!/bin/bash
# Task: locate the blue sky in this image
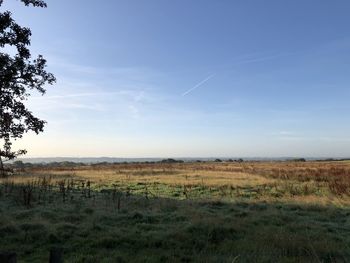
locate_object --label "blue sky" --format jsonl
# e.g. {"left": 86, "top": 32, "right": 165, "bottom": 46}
{"left": 3, "top": 0, "right": 350, "bottom": 157}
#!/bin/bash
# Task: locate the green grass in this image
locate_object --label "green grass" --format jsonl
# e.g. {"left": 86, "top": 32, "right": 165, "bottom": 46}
{"left": 1, "top": 180, "right": 350, "bottom": 262}
{"left": 92, "top": 181, "right": 328, "bottom": 201}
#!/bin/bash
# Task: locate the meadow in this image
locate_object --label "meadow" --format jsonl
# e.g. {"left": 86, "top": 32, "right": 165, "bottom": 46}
{"left": 1, "top": 161, "right": 350, "bottom": 262}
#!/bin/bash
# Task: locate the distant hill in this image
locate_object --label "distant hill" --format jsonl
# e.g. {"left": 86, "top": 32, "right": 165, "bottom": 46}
{"left": 14, "top": 156, "right": 348, "bottom": 164}
{"left": 17, "top": 157, "right": 163, "bottom": 164}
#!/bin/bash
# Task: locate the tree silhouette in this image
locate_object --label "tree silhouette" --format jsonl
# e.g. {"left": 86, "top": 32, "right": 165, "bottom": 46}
{"left": 0, "top": 0, "right": 55, "bottom": 176}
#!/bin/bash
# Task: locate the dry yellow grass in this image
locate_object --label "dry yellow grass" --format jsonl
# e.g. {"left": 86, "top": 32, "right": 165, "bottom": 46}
{"left": 4, "top": 161, "right": 350, "bottom": 206}
{"left": 5, "top": 162, "right": 278, "bottom": 187}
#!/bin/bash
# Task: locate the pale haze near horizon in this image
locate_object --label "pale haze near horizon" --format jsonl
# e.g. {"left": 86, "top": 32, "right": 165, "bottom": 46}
{"left": 3, "top": 0, "right": 350, "bottom": 158}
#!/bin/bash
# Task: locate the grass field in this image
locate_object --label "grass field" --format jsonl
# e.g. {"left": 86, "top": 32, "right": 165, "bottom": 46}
{"left": 1, "top": 161, "right": 350, "bottom": 262}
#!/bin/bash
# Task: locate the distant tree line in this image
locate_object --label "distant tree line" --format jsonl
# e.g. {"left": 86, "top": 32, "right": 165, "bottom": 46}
{"left": 9, "top": 158, "right": 247, "bottom": 169}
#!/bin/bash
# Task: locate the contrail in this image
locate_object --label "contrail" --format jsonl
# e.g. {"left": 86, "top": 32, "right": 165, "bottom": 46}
{"left": 182, "top": 74, "right": 215, "bottom": 96}
{"left": 234, "top": 54, "right": 283, "bottom": 65}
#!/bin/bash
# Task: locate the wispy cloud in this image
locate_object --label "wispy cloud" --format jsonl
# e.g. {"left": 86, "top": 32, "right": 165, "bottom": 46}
{"left": 276, "top": 135, "right": 350, "bottom": 142}
{"left": 182, "top": 74, "right": 215, "bottom": 96}
{"left": 47, "top": 55, "right": 163, "bottom": 82}
{"left": 233, "top": 54, "right": 286, "bottom": 66}
{"left": 275, "top": 131, "right": 297, "bottom": 136}
{"left": 207, "top": 52, "right": 292, "bottom": 74}
{"left": 31, "top": 91, "right": 137, "bottom": 100}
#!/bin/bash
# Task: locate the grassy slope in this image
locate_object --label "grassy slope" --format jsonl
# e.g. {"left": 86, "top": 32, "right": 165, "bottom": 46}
{"left": 1, "top": 162, "right": 350, "bottom": 262}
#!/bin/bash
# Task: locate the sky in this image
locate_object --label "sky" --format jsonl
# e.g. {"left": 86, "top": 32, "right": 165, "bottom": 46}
{"left": 2, "top": 0, "right": 350, "bottom": 158}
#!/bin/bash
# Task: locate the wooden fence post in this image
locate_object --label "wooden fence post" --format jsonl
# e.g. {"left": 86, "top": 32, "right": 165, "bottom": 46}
{"left": 49, "top": 248, "right": 63, "bottom": 263}
{"left": 0, "top": 252, "right": 17, "bottom": 263}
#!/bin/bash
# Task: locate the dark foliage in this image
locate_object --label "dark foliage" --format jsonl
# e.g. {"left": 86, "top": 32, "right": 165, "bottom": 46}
{"left": 160, "top": 158, "right": 184, "bottom": 164}
{"left": 0, "top": 0, "right": 55, "bottom": 175}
